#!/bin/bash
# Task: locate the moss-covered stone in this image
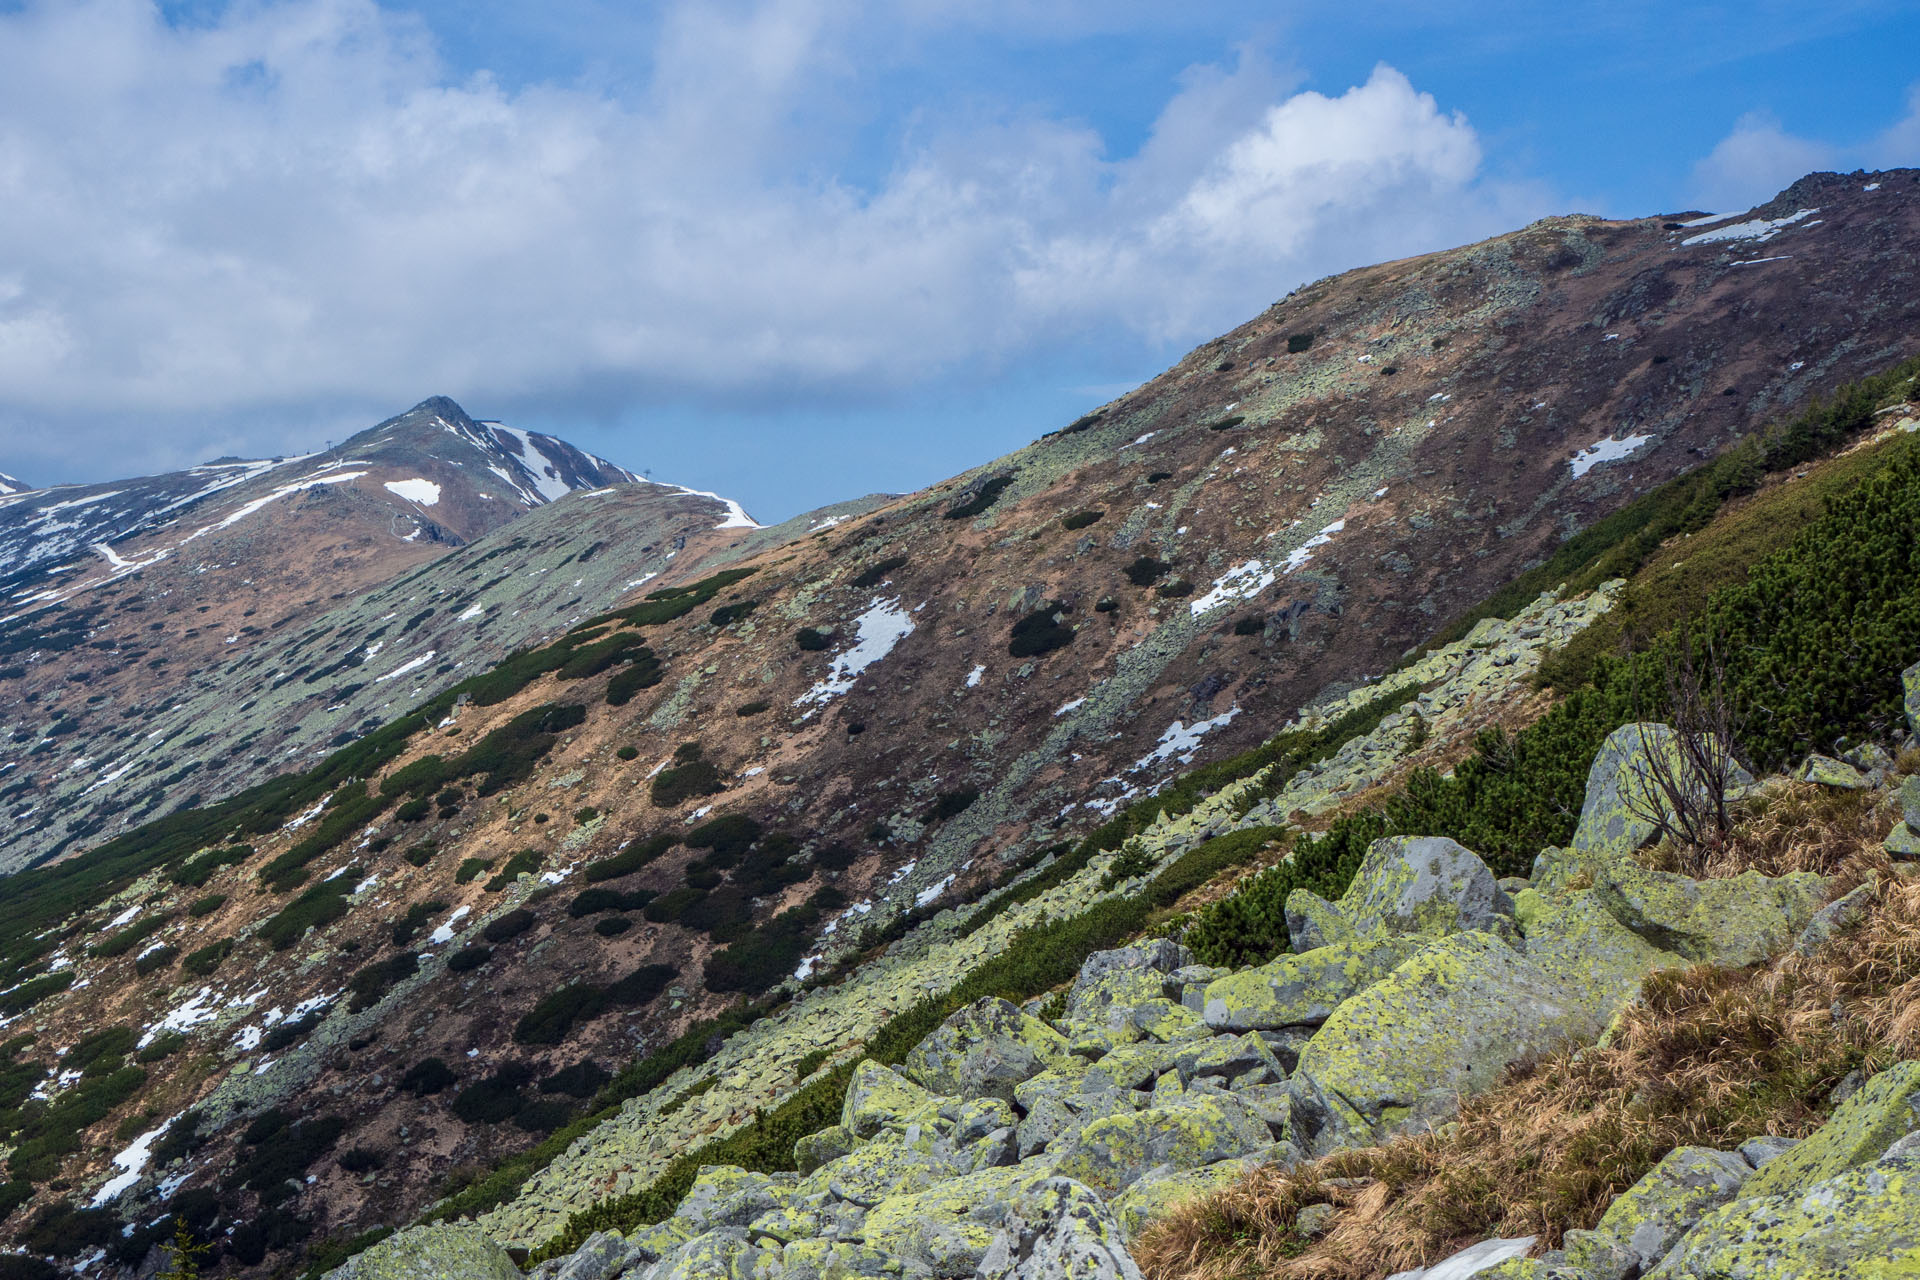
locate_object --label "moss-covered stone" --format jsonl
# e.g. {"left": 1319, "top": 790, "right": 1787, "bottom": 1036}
{"left": 863, "top": 1163, "right": 1064, "bottom": 1276}
{"left": 795, "top": 1123, "right": 856, "bottom": 1174}
{"left": 1795, "top": 877, "right": 1878, "bottom": 958}
{"left": 1647, "top": 1157, "right": 1920, "bottom": 1278}
{"left": 1563, "top": 1146, "right": 1751, "bottom": 1279}
{"left": 649, "top": 1228, "right": 768, "bottom": 1280}
{"left": 842, "top": 1060, "right": 945, "bottom": 1140}
{"left": 1799, "top": 754, "right": 1868, "bottom": 789}
{"left": 1573, "top": 723, "right": 1750, "bottom": 859}
{"left": 673, "top": 1165, "right": 790, "bottom": 1232}
{"left": 1289, "top": 933, "right": 1596, "bottom": 1157}
{"left": 1887, "top": 821, "right": 1920, "bottom": 860}
{"left": 324, "top": 1223, "right": 521, "bottom": 1280}
{"left": 1201, "top": 933, "right": 1420, "bottom": 1034}
{"left": 1053, "top": 1093, "right": 1270, "bottom": 1196}
{"left": 1520, "top": 888, "right": 1689, "bottom": 1025}
{"left": 1283, "top": 888, "right": 1351, "bottom": 951}
{"left": 974, "top": 1175, "right": 1143, "bottom": 1280}
{"left": 1109, "top": 1159, "right": 1257, "bottom": 1240}
{"left": 1741, "top": 1060, "right": 1920, "bottom": 1201}
{"left": 1334, "top": 835, "right": 1515, "bottom": 939}
{"left": 1592, "top": 858, "right": 1826, "bottom": 968}
{"left": 904, "top": 997, "right": 1073, "bottom": 1103}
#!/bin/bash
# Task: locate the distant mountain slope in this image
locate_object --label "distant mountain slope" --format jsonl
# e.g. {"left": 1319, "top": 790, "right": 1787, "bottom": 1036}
{"left": 0, "top": 472, "right": 27, "bottom": 497}
{"left": 0, "top": 397, "right": 767, "bottom": 871}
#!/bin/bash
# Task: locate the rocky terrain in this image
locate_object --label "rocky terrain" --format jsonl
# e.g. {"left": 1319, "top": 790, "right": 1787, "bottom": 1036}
{"left": 2, "top": 171, "right": 1920, "bottom": 1278}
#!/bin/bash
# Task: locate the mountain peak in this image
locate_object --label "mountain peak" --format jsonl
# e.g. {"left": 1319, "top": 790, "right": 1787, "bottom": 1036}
{"left": 0, "top": 470, "right": 29, "bottom": 496}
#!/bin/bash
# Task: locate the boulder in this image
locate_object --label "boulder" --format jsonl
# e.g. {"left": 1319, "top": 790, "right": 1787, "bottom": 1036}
{"left": 1110, "top": 1159, "right": 1257, "bottom": 1240}
{"left": 904, "top": 997, "right": 1073, "bottom": 1103}
{"left": 1518, "top": 888, "right": 1689, "bottom": 1025}
{"left": 793, "top": 1123, "right": 855, "bottom": 1173}
{"left": 1740, "top": 1059, "right": 1920, "bottom": 1200}
{"left": 672, "top": 1166, "right": 788, "bottom": 1233}
{"left": 326, "top": 1223, "right": 522, "bottom": 1280}
{"left": 644, "top": 1228, "right": 766, "bottom": 1280}
{"left": 1201, "top": 935, "right": 1421, "bottom": 1033}
{"left": 1736, "top": 1135, "right": 1800, "bottom": 1168}
{"left": 1888, "top": 821, "right": 1920, "bottom": 860}
{"left": 811, "top": 1140, "right": 963, "bottom": 1207}
{"left": 1560, "top": 1147, "right": 1751, "bottom": 1280}
{"left": 1173, "top": 1032, "right": 1284, "bottom": 1087}
{"left": 1284, "top": 889, "right": 1351, "bottom": 951}
{"left": 1900, "top": 775, "right": 1920, "bottom": 830}
{"left": 1904, "top": 658, "right": 1920, "bottom": 737}
{"left": 1794, "top": 877, "right": 1877, "bottom": 957}
{"left": 552, "top": 1231, "right": 643, "bottom": 1280}
{"left": 842, "top": 1060, "right": 942, "bottom": 1139}
{"left": 1336, "top": 836, "right": 1515, "bottom": 939}
{"left": 1067, "top": 941, "right": 1194, "bottom": 1012}
{"left": 1054, "top": 1093, "right": 1272, "bottom": 1196}
{"left": 1644, "top": 1145, "right": 1920, "bottom": 1278}
{"left": 1798, "top": 754, "right": 1868, "bottom": 789}
{"left": 1385, "top": 1235, "right": 1535, "bottom": 1280}
{"left": 975, "top": 1176, "right": 1144, "bottom": 1280}
{"left": 1591, "top": 858, "right": 1825, "bottom": 968}
{"left": 861, "top": 1163, "right": 1065, "bottom": 1277}
{"left": 1289, "top": 934, "right": 1596, "bottom": 1157}
{"left": 1572, "top": 723, "right": 1751, "bottom": 859}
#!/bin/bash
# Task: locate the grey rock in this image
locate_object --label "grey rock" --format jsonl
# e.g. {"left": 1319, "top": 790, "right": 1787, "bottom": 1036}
{"left": 1736, "top": 1135, "right": 1801, "bottom": 1168}
{"left": 975, "top": 1176, "right": 1144, "bottom": 1280}
{"left": 553, "top": 1231, "right": 641, "bottom": 1280}
{"left": 1900, "top": 775, "right": 1920, "bottom": 830}
{"left": 1795, "top": 877, "right": 1878, "bottom": 957}
{"left": 904, "top": 997, "right": 1072, "bottom": 1103}
{"left": 1337, "top": 836, "right": 1515, "bottom": 940}
{"left": 1562, "top": 1147, "right": 1750, "bottom": 1279}
{"left": 324, "top": 1223, "right": 522, "bottom": 1280}
{"left": 1888, "top": 820, "right": 1920, "bottom": 860}
{"left": 1284, "top": 889, "right": 1350, "bottom": 952}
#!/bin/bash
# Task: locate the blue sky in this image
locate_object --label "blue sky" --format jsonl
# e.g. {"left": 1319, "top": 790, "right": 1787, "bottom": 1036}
{"left": 2, "top": 0, "right": 1918, "bottom": 521}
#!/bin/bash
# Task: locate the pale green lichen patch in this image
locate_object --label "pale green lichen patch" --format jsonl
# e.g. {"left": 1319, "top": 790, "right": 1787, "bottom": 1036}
{"left": 1742, "top": 1061, "right": 1920, "bottom": 1201}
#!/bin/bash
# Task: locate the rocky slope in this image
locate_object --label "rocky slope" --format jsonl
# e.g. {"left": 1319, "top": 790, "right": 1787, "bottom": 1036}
{"left": 5, "top": 170, "right": 1920, "bottom": 1276}
{"left": 0, "top": 397, "right": 768, "bottom": 872}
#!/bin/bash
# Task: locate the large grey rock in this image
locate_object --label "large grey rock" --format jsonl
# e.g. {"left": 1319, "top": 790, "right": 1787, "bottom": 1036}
{"left": 1517, "top": 888, "right": 1688, "bottom": 1025}
{"left": 1289, "top": 933, "right": 1596, "bottom": 1157}
{"left": 1591, "top": 857, "right": 1825, "bottom": 969}
{"left": 1054, "top": 1093, "right": 1272, "bottom": 1196}
{"left": 672, "top": 1166, "right": 788, "bottom": 1232}
{"left": 643, "top": 1228, "right": 766, "bottom": 1280}
{"left": 1201, "top": 935, "right": 1419, "bottom": 1033}
{"left": 1067, "top": 941, "right": 1195, "bottom": 1011}
{"left": 553, "top": 1231, "right": 642, "bottom": 1280}
{"left": 1560, "top": 1147, "right": 1751, "bottom": 1280}
{"left": 975, "top": 1176, "right": 1145, "bottom": 1280}
{"left": 1572, "top": 723, "right": 1751, "bottom": 858}
{"left": 1110, "top": 1159, "right": 1259, "bottom": 1240}
{"left": 1795, "top": 877, "right": 1877, "bottom": 957}
{"left": 841, "top": 1060, "right": 941, "bottom": 1139}
{"left": 904, "top": 997, "right": 1072, "bottom": 1103}
{"left": 1284, "top": 889, "right": 1351, "bottom": 951}
{"left": 1337, "top": 836, "right": 1515, "bottom": 939}
{"left": 1740, "top": 1059, "right": 1920, "bottom": 1200}
{"left": 861, "top": 1163, "right": 1069, "bottom": 1277}
{"left": 325, "top": 1223, "right": 521, "bottom": 1280}
{"left": 1644, "top": 1141, "right": 1920, "bottom": 1278}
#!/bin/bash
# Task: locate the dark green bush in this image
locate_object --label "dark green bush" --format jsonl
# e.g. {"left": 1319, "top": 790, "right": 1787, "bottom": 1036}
{"left": 400, "top": 1057, "right": 456, "bottom": 1096}
{"left": 944, "top": 475, "right": 1014, "bottom": 520}
{"left": 1286, "top": 332, "right": 1314, "bottom": 352}
{"left": 187, "top": 893, "right": 227, "bottom": 918}
{"left": 541, "top": 1061, "right": 610, "bottom": 1098}
{"left": 169, "top": 844, "right": 252, "bottom": 888}
{"left": 486, "top": 849, "right": 542, "bottom": 892}
{"left": 405, "top": 842, "right": 437, "bottom": 867}
{"left": 652, "top": 747, "right": 723, "bottom": 808}
{"left": 616, "top": 745, "right": 640, "bottom": 761}
{"left": 1061, "top": 510, "right": 1104, "bottom": 531}
{"left": 928, "top": 788, "right": 979, "bottom": 821}
{"left": 263, "top": 1011, "right": 325, "bottom": 1052}
{"left": 794, "top": 628, "right": 832, "bottom": 652}
{"left": 181, "top": 938, "right": 233, "bottom": 977}
{"left": 135, "top": 1032, "right": 186, "bottom": 1063}
{"left": 1124, "top": 556, "right": 1169, "bottom": 586}
{"left": 133, "top": 944, "right": 178, "bottom": 976}
{"left": 686, "top": 814, "right": 761, "bottom": 859}
{"left": 348, "top": 953, "right": 418, "bottom": 1013}
{"left": 584, "top": 834, "right": 676, "bottom": 883}
{"left": 455, "top": 857, "right": 493, "bottom": 885}
{"left": 260, "top": 874, "right": 358, "bottom": 950}
{"left": 850, "top": 556, "right": 910, "bottom": 588}
{"left": 89, "top": 910, "right": 173, "bottom": 958}
{"left": 594, "top": 916, "right": 634, "bottom": 937}
{"left": 568, "top": 889, "right": 654, "bottom": 918}
{"left": 1007, "top": 603, "right": 1073, "bottom": 658}
{"left": 4, "top": 972, "right": 78, "bottom": 1015}
{"left": 513, "top": 964, "right": 677, "bottom": 1045}
{"left": 453, "top": 1064, "right": 536, "bottom": 1124}
{"left": 1207, "top": 415, "right": 1246, "bottom": 431}
{"left": 709, "top": 601, "right": 758, "bottom": 627}
{"left": 448, "top": 944, "right": 492, "bottom": 972}
{"left": 484, "top": 909, "right": 538, "bottom": 943}
{"left": 1232, "top": 614, "right": 1265, "bottom": 636}
{"left": 735, "top": 700, "right": 770, "bottom": 717}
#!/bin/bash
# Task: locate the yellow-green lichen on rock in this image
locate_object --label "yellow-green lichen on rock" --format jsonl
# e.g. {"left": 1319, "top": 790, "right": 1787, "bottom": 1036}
{"left": 1200, "top": 934, "right": 1420, "bottom": 1032}
{"left": 1561, "top": 1146, "right": 1752, "bottom": 1277}
{"left": 1053, "top": 1093, "right": 1273, "bottom": 1196}
{"left": 1518, "top": 887, "right": 1691, "bottom": 1025}
{"left": 903, "top": 996, "right": 1074, "bottom": 1103}
{"left": 327, "top": 1223, "right": 522, "bottom": 1280}
{"left": 1741, "top": 1060, "right": 1920, "bottom": 1201}
{"left": 1288, "top": 932, "right": 1598, "bottom": 1157}
{"left": 1592, "top": 858, "right": 1826, "bottom": 969}
{"left": 1334, "top": 835, "right": 1517, "bottom": 939}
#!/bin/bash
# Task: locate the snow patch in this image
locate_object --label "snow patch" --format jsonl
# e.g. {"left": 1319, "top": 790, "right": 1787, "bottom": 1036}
{"left": 1054, "top": 697, "right": 1086, "bottom": 717}
{"left": 138, "top": 988, "right": 220, "bottom": 1047}
{"left": 965, "top": 664, "right": 985, "bottom": 688}
{"left": 795, "top": 599, "right": 916, "bottom": 710}
{"left": 374, "top": 651, "right": 434, "bottom": 683}
{"left": 1570, "top": 433, "right": 1653, "bottom": 478}
{"left": 1283, "top": 519, "right": 1345, "bottom": 574}
{"left": 383, "top": 479, "right": 441, "bottom": 506}
{"left": 91, "top": 1116, "right": 177, "bottom": 1205}
{"left": 428, "top": 906, "right": 472, "bottom": 945}
{"left": 1132, "top": 708, "right": 1242, "bottom": 772}
{"left": 1680, "top": 207, "right": 1818, "bottom": 246}
{"left": 915, "top": 874, "right": 956, "bottom": 908}
{"left": 1191, "top": 559, "right": 1277, "bottom": 616}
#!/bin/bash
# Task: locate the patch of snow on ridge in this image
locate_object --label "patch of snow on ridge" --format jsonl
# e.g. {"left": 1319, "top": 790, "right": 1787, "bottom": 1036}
{"left": 1054, "top": 697, "right": 1086, "bottom": 717}
{"left": 138, "top": 988, "right": 220, "bottom": 1047}
{"left": 1570, "top": 434, "right": 1653, "bottom": 478}
{"left": 1680, "top": 208, "right": 1818, "bottom": 246}
{"left": 374, "top": 651, "right": 434, "bottom": 683}
{"left": 91, "top": 1116, "right": 177, "bottom": 1204}
{"left": 1132, "top": 708, "right": 1242, "bottom": 772}
{"left": 965, "top": 665, "right": 985, "bottom": 688}
{"left": 1191, "top": 559, "right": 1277, "bottom": 616}
{"left": 383, "top": 479, "right": 441, "bottom": 505}
{"left": 428, "top": 906, "right": 471, "bottom": 945}
{"left": 180, "top": 469, "right": 366, "bottom": 543}
{"left": 795, "top": 598, "right": 916, "bottom": 710}
{"left": 491, "top": 427, "right": 575, "bottom": 503}
{"left": 1283, "top": 519, "right": 1345, "bottom": 573}
{"left": 915, "top": 874, "right": 956, "bottom": 908}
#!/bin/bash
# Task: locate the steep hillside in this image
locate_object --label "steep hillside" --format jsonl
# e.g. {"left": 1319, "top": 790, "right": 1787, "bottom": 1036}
{"left": 4, "top": 170, "right": 1920, "bottom": 1276}
{"left": 0, "top": 398, "right": 767, "bottom": 872}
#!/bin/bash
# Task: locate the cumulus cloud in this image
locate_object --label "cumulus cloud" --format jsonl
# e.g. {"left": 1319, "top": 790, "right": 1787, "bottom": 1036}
{"left": 0, "top": 0, "right": 1539, "bottom": 480}
{"left": 1687, "top": 110, "right": 1836, "bottom": 212}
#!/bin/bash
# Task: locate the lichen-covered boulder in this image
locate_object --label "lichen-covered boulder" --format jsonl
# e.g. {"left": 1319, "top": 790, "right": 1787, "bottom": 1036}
{"left": 326, "top": 1223, "right": 521, "bottom": 1280}
{"left": 842, "top": 1059, "right": 943, "bottom": 1139}
{"left": 1110, "top": 1158, "right": 1257, "bottom": 1240}
{"left": 975, "top": 1176, "right": 1144, "bottom": 1280}
{"left": 1887, "top": 821, "right": 1920, "bottom": 860}
{"left": 1173, "top": 1032, "right": 1284, "bottom": 1087}
{"left": 862, "top": 1163, "right": 1064, "bottom": 1277}
{"left": 793, "top": 1123, "right": 855, "bottom": 1173}
{"left": 1560, "top": 1147, "right": 1751, "bottom": 1280}
{"left": 1592, "top": 858, "right": 1825, "bottom": 969}
{"left": 809, "top": 1139, "right": 964, "bottom": 1207}
{"left": 1798, "top": 754, "right": 1867, "bottom": 789}
{"left": 645, "top": 1228, "right": 767, "bottom": 1280}
{"left": 672, "top": 1165, "right": 790, "bottom": 1233}
{"left": 1904, "top": 658, "right": 1920, "bottom": 736}
{"left": 1336, "top": 836, "right": 1515, "bottom": 939}
{"left": 904, "top": 997, "right": 1073, "bottom": 1103}
{"left": 1794, "top": 877, "right": 1877, "bottom": 957}
{"left": 1572, "top": 723, "right": 1751, "bottom": 858}
{"left": 1285, "top": 888, "right": 1351, "bottom": 951}
{"left": 1201, "top": 935, "right": 1420, "bottom": 1033}
{"left": 1740, "top": 1059, "right": 1920, "bottom": 1200}
{"left": 1386, "top": 1235, "right": 1535, "bottom": 1279}
{"left": 551, "top": 1231, "right": 643, "bottom": 1280}
{"left": 1053, "top": 1093, "right": 1271, "bottom": 1195}
{"left": 1289, "top": 933, "right": 1596, "bottom": 1157}
{"left": 1900, "top": 775, "right": 1920, "bottom": 829}
{"left": 1644, "top": 1147, "right": 1920, "bottom": 1278}
{"left": 1066, "top": 941, "right": 1194, "bottom": 1013}
{"left": 1519, "top": 888, "right": 1689, "bottom": 1025}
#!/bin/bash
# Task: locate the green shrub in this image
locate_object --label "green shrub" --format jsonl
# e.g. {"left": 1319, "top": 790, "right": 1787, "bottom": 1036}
{"left": 447, "top": 944, "right": 492, "bottom": 972}
{"left": 486, "top": 849, "right": 542, "bottom": 892}
{"left": 391, "top": 900, "right": 448, "bottom": 946}
{"left": 686, "top": 814, "right": 761, "bottom": 859}
{"left": 541, "top": 1061, "right": 611, "bottom": 1098}
{"left": 484, "top": 909, "right": 538, "bottom": 943}
{"left": 584, "top": 834, "right": 676, "bottom": 883}
{"left": 455, "top": 857, "right": 493, "bottom": 885}
{"left": 168, "top": 844, "right": 252, "bottom": 888}
{"left": 0, "top": 972, "right": 73, "bottom": 1016}
{"left": 944, "top": 475, "right": 1014, "bottom": 520}
{"left": 187, "top": 893, "right": 227, "bottom": 918}
{"left": 400, "top": 1057, "right": 456, "bottom": 1096}
{"left": 594, "top": 916, "right": 634, "bottom": 937}
{"left": 1124, "top": 556, "right": 1169, "bottom": 586}
{"left": 735, "top": 700, "right": 770, "bottom": 717}
{"left": 405, "top": 842, "right": 437, "bottom": 867}
{"left": 181, "top": 938, "right": 233, "bottom": 977}
{"left": 89, "top": 910, "right": 173, "bottom": 958}
{"left": 652, "top": 746, "right": 723, "bottom": 808}
{"left": 133, "top": 944, "right": 178, "bottom": 976}
{"left": 569, "top": 889, "right": 654, "bottom": 918}
{"left": 135, "top": 1032, "right": 186, "bottom": 1063}
{"left": 850, "top": 556, "right": 909, "bottom": 588}
{"left": 794, "top": 628, "right": 832, "bottom": 652}
{"left": 513, "top": 964, "right": 677, "bottom": 1045}
{"left": 348, "top": 953, "right": 419, "bottom": 1013}
{"left": 453, "top": 1064, "right": 535, "bottom": 1124}
{"left": 616, "top": 746, "right": 639, "bottom": 761}
{"left": 1007, "top": 602, "right": 1073, "bottom": 658}
{"left": 928, "top": 788, "right": 979, "bottom": 821}
{"left": 1061, "top": 510, "right": 1104, "bottom": 531}
{"left": 259, "top": 874, "right": 358, "bottom": 951}
{"left": 1207, "top": 415, "right": 1246, "bottom": 431}
{"left": 1286, "top": 332, "right": 1314, "bottom": 352}
{"left": 709, "top": 601, "right": 758, "bottom": 627}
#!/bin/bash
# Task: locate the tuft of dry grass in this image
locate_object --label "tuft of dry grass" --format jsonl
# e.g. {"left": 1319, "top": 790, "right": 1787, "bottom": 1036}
{"left": 1641, "top": 778, "right": 1892, "bottom": 886}
{"left": 1136, "top": 862, "right": 1920, "bottom": 1280}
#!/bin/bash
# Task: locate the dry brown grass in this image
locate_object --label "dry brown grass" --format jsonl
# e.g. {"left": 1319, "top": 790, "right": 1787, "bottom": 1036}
{"left": 1136, "top": 843, "right": 1920, "bottom": 1280}
{"left": 1640, "top": 779, "right": 1895, "bottom": 886}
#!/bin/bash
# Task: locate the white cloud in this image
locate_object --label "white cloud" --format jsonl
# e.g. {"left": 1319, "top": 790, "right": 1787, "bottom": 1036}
{"left": 1868, "top": 84, "right": 1920, "bottom": 169}
{"left": 1687, "top": 110, "right": 1836, "bottom": 212}
{"left": 0, "top": 0, "right": 1538, "bottom": 478}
